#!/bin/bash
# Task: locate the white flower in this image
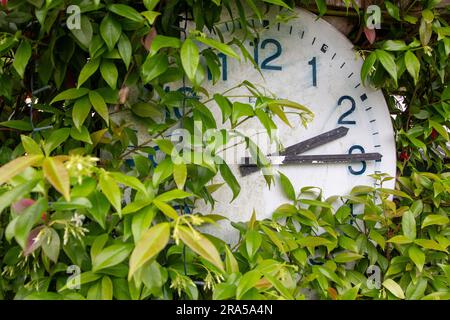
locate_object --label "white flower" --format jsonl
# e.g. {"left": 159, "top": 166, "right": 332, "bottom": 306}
{"left": 71, "top": 213, "right": 85, "bottom": 227}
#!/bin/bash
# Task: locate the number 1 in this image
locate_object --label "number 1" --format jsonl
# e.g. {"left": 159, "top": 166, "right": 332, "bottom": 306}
{"left": 308, "top": 57, "right": 317, "bottom": 87}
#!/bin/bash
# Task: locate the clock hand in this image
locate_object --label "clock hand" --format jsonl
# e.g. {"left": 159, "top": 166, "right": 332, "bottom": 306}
{"left": 280, "top": 126, "right": 349, "bottom": 156}
{"left": 239, "top": 153, "right": 382, "bottom": 176}
{"left": 239, "top": 126, "right": 350, "bottom": 176}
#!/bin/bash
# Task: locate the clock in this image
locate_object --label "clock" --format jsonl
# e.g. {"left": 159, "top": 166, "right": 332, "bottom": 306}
{"left": 194, "top": 8, "right": 397, "bottom": 242}
{"left": 115, "top": 8, "right": 397, "bottom": 243}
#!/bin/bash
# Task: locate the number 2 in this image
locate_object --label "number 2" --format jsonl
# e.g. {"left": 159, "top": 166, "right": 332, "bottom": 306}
{"left": 337, "top": 95, "right": 356, "bottom": 125}
{"left": 251, "top": 38, "right": 282, "bottom": 71}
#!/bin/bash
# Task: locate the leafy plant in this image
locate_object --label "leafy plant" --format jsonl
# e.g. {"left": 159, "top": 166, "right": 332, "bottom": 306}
{"left": 0, "top": 0, "right": 448, "bottom": 300}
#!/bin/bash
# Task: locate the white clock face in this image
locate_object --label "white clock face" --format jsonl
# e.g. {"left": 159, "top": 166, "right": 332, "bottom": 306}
{"left": 195, "top": 8, "right": 397, "bottom": 242}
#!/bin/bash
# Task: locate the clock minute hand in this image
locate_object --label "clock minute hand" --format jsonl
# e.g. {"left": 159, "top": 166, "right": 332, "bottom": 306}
{"left": 239, "top": 153, "right": 382, "bottom": 176}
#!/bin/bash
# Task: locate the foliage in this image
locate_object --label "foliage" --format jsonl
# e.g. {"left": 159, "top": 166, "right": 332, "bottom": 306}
{"left": 0, "top": 0, "right": 448, "bottom": 300}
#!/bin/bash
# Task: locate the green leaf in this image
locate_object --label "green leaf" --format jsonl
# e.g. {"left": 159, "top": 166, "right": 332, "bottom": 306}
{"left": 101, "top": 276, "right": 113, "bottom": 300}
{"left": 131, "top": 206, "right": 156, "bottom": 243}
{"left": 100, "top": 15, "right": 122, "bottom": 51}
{"left": 278, "top": 171, "right": 295, "bottom": 201}
{"left": 263, "top": 272, "right": 294, "bottom": 300}
{"left": 232, "top": 102, "right": 253, "bottom": 124}
{"left": 59, "top": 271, "right": 102, "bottom": 292}
{"left": 173, "top": 163, "right": 187, "bottom": 190}
{"left": 385, "top": 1, "right": 400, "bottom": 21}
{"left": 268, "top": 99, "right": 312, "bottom": 114}
{"left": 51, "top": 198, "right": 92, "bottom": 211}
{"left": 260, "top": 225, "right": 286, "bottom": 253}
{"left": 109, "top": 172, "right": 147, "bottom": 194}
{"left": 70, "top": 15, "right": 93, "bottom": 49}
{"left": 144, "top": 0, "right": 160, "bottom": 10}
{"left": 131, "top": 102, "right": 162, "bottom": 119}
{"left": 382, "top": 279, "right": 405, "bottom": 299}
{"left": 150, "top": 35, "right": 181, "bottom": 54}
{"left": 141, "top": 52, "right": 169, "bottom": 83}
{"left": 404, "top": 51, "right": 420, "bottom": 84}
{"left": 177, "top": 226, "right": 224, "bottom": 271}
{"left": 340, "top": 284, "right": 360, "bottom": 300}
{"left": 0, "top": 155, "right": 43, "bottom": 186}
{"left": 224, "top": 245, "right": 239, "bottom": 273}
{"left": 99, "top": 173, "right": 121, "bottom": 215}
{"left": 0, "top": 120, "right": 32, "bottom": 131}
{"left": 70, "top": 126, "right": 93, "bottom": 144}
{"left": 78, "top": 58, "right": 100, "bottom": 88}
{"left": 89, "top": 91, "right": 109, "bottom": 124}
{"left": 297, "top": 236, "right": 330, "bottom": 247}
{"left": 50, "top": 88, "right": 89, "bottom": 104}
{"left": 155, "top": 189, "right": 191, "bottom": 202}
{"left": 314, "top": 0, "right": 327, "bottom": 16}
{"left": 108, "top": 4, "right": 144, "bottom": 23}
{"left": 361, "top": 51, "right": 377, "bottom": 85}
{"left": 414, "top": 239, "right": 447, "bottom": 252}
{"left": 21, "top": 135, "right": 42, "bottom": 155}
{"left": 406, "top": 278, "right": 427, "bottom": 300}
{"left": 195, "top": 37, "right": 240, "bottom": 60}
{"left": 421, "top": 214, "right": 449, "bottom": 228}
{"left": 408, "top": 245, "right": 425, "bottom": 272}
{"left": 402, "top": 210, "right": 416, "bottom": 240}
{"left": 141, "top": 11, "right": 160, "bottom": 24}
{"left": 180, "top": 39, "right": 199, "bottom": 81}
{"left": 262, "top": 0, "right": 292, "bottom": 10}
{"left": 118, "top": 34, "right": 132, "bottom": 70}
{"left": 369, "top": 229, "right": 386, "bottom": 250}
{"left": 236, "top": 270, "right": 261, "bottom": 299}
{"left": 92, "top": 243, "right": 133, "bottom": 272}
{"left": 43, "top": 157, "right": 71, "bottom": 201}
{"left": 213, "top": 283, "right": 236, "bottom": 300}
{"left": 153, "top": 199, "right": 179, "bottom": 220}
{"left": 72, "top": 96, "right": 91, "bottom": 130}
{"left": 100, "top": 60, "right": 118, "bottom": 89}
{"left": 14, "top": 198, "right": 47, "bottom": 248}
{"left": 376, "top": 50, "right": 397, "bottom": 84}
{"left": 382, "top": 40, "right": 408, "bottom": 51}
{"left": 42, "top": 228, "right": 60, "bottom": 263}
{"left": 88, "top": 192, "right": 110, "bottom": 229}
{"left": 213, "top": 94, "right": 232, "bottom": 123}
{"left": 128, "top": 223, "right": 170, "bottom": 279}
{"left": 43, "top": 128, "right": 71, "bottom": 155}
{"left": 152, "top": 158, "right": 173, "bottom": 186}
{"left": 387, "top": 235, "right": 413, "bottom": 244}
{"left": 335, "top": 205, "right": 351, "bottom": 224}
{"left": 334, "top": 252, "right": 364, "bottom": 263}
{"left": 13, "top": 40, "right": 32, "bottom": 78}
{"left": 122, "top": 200, "right": 153, "bottom": 215}
{"left": 429, "top": 120, "right": 449, "bottom": 141}
{"left": 219, "top": 161, "right": 240, "bottom": 201}
{"left": 0, "top": 179, "right": 39, "bottom": 215}
{"left": 246, "top": 230, "right": 262, "bottom": 259}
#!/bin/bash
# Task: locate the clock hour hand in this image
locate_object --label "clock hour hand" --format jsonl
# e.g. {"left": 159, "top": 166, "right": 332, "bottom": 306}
{"left": 239, "top": 126, "right": 349, "bottom": 176}
{"left": 280, "top": 126, "right": 349, "bottom": 156}
{"left": 239, "top": 153, "right": 382, "bottom": 176}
